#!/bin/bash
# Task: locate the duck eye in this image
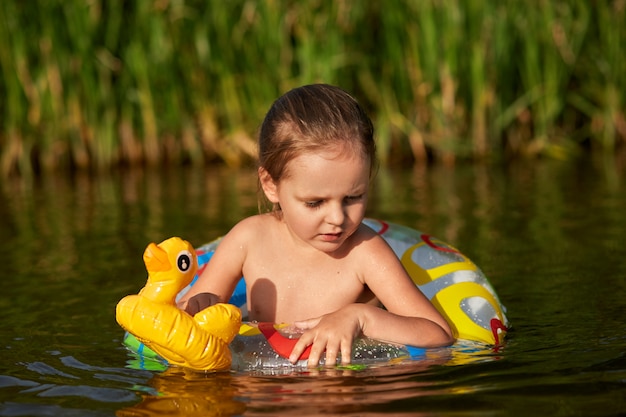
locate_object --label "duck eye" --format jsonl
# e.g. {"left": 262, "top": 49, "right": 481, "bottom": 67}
{"left": 176, "top": 250, "right": 193, "bottom": 272}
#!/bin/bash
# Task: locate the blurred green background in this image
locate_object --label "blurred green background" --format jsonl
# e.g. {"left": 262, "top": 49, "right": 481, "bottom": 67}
{"left": 1, "top": 0, "right": 624, "bottom": 176}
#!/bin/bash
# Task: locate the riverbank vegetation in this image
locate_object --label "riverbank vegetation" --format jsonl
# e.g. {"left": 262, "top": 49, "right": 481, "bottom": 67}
{"left": 0, "top": 1, "right": 624, "bottom": 176}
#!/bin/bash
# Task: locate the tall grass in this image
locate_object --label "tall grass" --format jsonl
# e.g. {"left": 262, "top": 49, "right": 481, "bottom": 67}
{"left": 0, "top": 0, "right": 624, "bottom": 176}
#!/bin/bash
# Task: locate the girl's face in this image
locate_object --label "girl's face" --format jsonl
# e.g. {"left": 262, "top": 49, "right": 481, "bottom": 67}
{"left": 260, "top": 148, "right": 370, "bottom": 255}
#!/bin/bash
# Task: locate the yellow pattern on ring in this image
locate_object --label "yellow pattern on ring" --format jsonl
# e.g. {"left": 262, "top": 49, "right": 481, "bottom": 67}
{"left": 401, "top": 240, "right": 477, "bottom": 286}
{"left": 400, "top": 240, "right": 506, "bottom": 345}
{"left": 431, "top": 282, "right": 506, "bottom": 344}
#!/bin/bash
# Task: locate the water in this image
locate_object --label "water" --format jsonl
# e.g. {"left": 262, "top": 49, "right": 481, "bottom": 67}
{"left": 1, "top": 158, "right": 625, "bottom": 416}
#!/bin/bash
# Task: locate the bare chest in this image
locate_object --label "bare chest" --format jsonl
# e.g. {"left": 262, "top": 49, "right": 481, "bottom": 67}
{"left": 242, "top": 250, "right": 365, "bottom": 322}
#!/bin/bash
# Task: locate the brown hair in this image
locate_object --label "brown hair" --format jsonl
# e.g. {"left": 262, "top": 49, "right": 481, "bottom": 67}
{"left": 258, "top": 84, "right": 376, "bottom": 185}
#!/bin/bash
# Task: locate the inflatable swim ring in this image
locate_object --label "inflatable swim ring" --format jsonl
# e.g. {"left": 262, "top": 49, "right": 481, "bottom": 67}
{"left": 118, "top": 219, "right": 509, "bottom": 372}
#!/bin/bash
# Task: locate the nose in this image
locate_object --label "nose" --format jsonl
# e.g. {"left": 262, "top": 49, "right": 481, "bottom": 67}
{"left": 325, "top": 201, "right": 345, "bottom": 226}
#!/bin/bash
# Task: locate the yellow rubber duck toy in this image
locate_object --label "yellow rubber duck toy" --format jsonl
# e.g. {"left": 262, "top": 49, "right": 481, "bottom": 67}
{"left": 116, "top": 237, "right": 242, "bottom": 371}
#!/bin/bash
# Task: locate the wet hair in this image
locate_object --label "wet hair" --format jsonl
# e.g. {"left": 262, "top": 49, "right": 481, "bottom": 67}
{"left": 258, "top": 84, "right": 376, "bottom": 184}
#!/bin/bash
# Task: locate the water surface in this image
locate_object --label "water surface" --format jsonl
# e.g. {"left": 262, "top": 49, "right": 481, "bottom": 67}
{"left": 1, "top": 159, "right": 625, "bottom": 416}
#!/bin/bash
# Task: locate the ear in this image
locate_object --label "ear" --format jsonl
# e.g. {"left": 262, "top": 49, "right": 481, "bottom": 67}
{"left": 258, "top": 167, "right": 279, "bottom": 204}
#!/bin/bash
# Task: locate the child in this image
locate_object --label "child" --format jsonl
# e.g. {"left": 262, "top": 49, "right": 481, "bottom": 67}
{"left": 178, "top": 84, "right": 454, "bottom": 366}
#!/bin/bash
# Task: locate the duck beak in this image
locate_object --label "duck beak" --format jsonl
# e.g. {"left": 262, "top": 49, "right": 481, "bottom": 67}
{"left": 143, "top": 242, "right": 171, "bottom": 272}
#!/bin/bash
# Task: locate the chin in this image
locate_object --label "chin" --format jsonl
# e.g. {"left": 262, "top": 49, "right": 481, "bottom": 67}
{"left": 312, "top": 239, "right": 348, "bottom": 254}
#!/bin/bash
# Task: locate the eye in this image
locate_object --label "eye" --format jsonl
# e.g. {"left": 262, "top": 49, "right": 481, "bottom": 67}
{"left": 176, "top": 250, "right": 193, "bottom": 272}
{"left": 345, "top": 194, "right": 364, "bottom": 203}
{"left": 304, "top": 200, "right": 323, "bottom": 209}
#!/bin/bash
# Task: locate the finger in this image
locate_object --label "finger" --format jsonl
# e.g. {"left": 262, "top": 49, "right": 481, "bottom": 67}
{"left": 340, "top": 340, "right": 353, "bottom": 365}
{"left": 324, "top": 346, "right": 339, "bottom": 367}
{"left": 307, "top": 344, "right": 325, "bottom": 368}
{"left": 289, "top": 336, "right": 312, "bottom": 364}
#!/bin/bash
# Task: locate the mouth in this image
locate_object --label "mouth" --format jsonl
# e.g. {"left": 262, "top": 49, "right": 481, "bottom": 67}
{"left": 320, "top": 232, "right": 343, "bottom": 242}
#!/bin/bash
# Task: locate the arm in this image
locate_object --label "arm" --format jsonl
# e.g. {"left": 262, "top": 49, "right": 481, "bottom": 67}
{"left": 291, "top": 232, "right": 454, "bottom": 365}
{"left": 177, "top": 219, "right": 252, "bottom": 315}
{"left": 356, "top": 233, "right": 454, "bottom": 346}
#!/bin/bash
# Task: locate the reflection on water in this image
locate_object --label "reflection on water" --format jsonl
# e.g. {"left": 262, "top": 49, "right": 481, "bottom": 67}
{"left": 1, "top": 158, "right": 626, "bottom": 416}
{"left": 118, "top": 342, "right": 500, "bottom": 417}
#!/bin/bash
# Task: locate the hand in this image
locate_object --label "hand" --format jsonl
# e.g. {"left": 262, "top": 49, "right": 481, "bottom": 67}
{"left": 178, "top": 292, "right": 220, "bottom": 316}
{"left": 289, "top": 305, "right": 363, "bottom": 367}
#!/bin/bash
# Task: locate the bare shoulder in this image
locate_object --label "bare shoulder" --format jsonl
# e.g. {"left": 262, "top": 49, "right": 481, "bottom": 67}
{"left": 346, "top": 222, "right": 414, "bottom": 283}
{"left": 351, "top": 222, "right": 393, "bottom": 252}
{"left": 218, "top": 214, "right": 274, "bottom": 249}
{"left": 347, "top": 223, "right": 399, "bottom": 263}
{"left": 205, "top": 214, "right": 276, "bottom": 275}
{"left": 226, "top": 214, "right": 274, "bottom": 236}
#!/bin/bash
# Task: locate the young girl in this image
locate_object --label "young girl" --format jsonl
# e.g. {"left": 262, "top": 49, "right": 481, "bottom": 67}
{"left": 178, "top": 84, "right": 454, "bottom": 366}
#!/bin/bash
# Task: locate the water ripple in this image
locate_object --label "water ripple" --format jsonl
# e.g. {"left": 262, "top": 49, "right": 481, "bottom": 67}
{"left": 22, "top": 362, "right": 78, "bottom": 379}
{"left": 0, "top": 402, "right": 112, "bottom": 417}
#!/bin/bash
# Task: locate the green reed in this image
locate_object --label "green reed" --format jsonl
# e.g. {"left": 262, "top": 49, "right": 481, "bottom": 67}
{"left": 0, "top": 0, "right": 624, "bottom": 176}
